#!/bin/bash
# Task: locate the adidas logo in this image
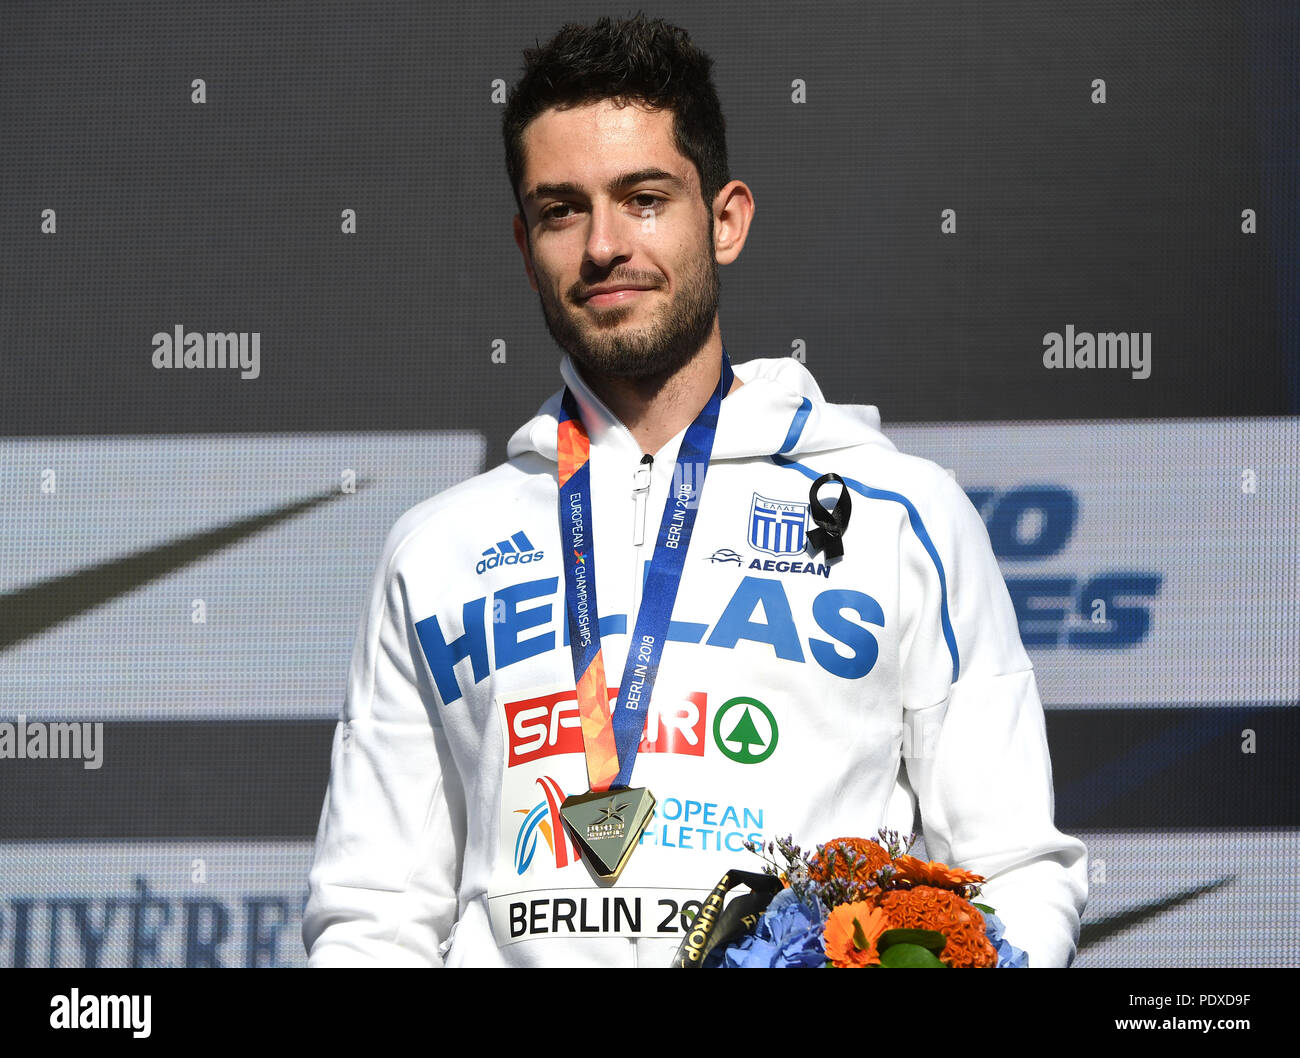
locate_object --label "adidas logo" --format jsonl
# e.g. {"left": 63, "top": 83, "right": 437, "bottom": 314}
{"left": 476, "top": 531, "right": 545, "bottom": 575}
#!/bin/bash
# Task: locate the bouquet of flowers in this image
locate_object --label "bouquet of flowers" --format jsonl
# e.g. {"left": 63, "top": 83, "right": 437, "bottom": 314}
{"left": 701, "top": 829, "right": 1028, "bottom": 968}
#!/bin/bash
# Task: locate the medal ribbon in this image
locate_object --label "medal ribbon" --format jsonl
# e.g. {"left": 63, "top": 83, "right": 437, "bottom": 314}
{"left": 557, "top": 349, "right": 735, "bottom": 791}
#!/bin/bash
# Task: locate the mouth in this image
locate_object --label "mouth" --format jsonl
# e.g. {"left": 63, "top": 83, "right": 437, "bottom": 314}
{"left": 580, "top": 287, "right": 655, "bottom": 307}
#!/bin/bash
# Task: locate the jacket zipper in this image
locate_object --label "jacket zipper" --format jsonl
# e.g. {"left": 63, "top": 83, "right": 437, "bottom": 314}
{"left": 631, "top": 453, "right": 654, "bottom": 619}
{"left": 628, "top": 454, "right": 655, "bottom": 965}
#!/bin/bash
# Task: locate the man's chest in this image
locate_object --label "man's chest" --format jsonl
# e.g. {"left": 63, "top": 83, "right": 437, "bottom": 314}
{"left": 413, "top": 466, "right": 915, "bottom": 738}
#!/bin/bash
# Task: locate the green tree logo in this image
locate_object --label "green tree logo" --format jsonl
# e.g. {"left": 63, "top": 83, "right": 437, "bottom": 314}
{"left": 712, "top": 696, "right": 778, "bottom": 764}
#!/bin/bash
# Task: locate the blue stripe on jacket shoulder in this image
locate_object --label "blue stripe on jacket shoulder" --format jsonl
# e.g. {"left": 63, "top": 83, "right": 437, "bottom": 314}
{"left": 778, "top": 397, "right": 813, "bottom": 454}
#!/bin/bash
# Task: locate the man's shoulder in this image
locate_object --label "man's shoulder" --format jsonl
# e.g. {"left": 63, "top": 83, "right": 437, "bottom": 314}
{"left": 805, "top": 431, "right": 990, "bottom": 569}
{"left": 776, "top": 407, "right": 960, "bottom": 514}
{"left": 379, "top": 451, "right": 555, "bottom": 569}
{"left": 742, "top": 364, "right": 955, "bottom": 507}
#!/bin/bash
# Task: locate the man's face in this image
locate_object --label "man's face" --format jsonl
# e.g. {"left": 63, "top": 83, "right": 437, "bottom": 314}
{"left": 513, "top": 98, "right": 720, "bottom": 382}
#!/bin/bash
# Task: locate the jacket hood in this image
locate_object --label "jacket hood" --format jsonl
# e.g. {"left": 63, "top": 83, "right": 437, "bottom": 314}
{"left": 506, "top": 352, "right": 896, "bottom": 463}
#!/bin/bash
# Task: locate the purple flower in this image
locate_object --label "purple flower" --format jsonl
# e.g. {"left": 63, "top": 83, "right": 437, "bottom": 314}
{"left": 717, "top": 889, "right": 827, "bottom": 968}
{"left": 983, "top": 910, "right": 1029, "bottom": 968}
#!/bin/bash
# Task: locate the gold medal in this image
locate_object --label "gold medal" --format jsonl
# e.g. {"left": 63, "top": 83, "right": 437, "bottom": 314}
{"left": 559, "top": 787, "right": 656, "bottom": 884}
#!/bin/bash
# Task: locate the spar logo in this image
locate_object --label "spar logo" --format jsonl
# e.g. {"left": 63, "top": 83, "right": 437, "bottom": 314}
{"left": 503, "top": 689, "right": 780, "bottom": 768}
{"left": 504, "top": 688, "right": 708, "bottom": 767}
{"left": 713, "top": 696, "right": 778, "bottom": 764}
{"left": 512, "top": 775, "right": 583, "bottom": 874}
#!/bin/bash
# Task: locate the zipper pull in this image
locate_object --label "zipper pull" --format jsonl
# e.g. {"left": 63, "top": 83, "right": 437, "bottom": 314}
{"left": 632, "top": 454, "right": 653, "bottom": 546}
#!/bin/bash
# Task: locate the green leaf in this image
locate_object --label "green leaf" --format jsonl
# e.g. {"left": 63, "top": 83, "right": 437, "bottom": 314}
{"left": 878, "top": 928, "right": 947, "bottom": 953}
{"left": 851, "top": 917, "right": 869, "bottom": 950}
{"left": 879, "top": 943, "right": 947, "bottom": 968}
{"left": 972, "top": 903, "right": 996, "bottom": 915}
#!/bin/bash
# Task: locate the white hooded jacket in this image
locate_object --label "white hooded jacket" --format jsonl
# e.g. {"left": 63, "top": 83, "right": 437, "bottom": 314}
{"left": 303, "top": 353, "right": 1088, "bottom": 967}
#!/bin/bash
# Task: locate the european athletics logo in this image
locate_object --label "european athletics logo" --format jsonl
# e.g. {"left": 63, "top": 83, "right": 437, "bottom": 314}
{"left": 513, "top": 775, "right": 582, "bottom": 875}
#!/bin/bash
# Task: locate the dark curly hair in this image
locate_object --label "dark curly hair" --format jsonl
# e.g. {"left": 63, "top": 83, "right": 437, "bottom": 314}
{"left": 502, "top": 12, "right": 729, "bottom": 228}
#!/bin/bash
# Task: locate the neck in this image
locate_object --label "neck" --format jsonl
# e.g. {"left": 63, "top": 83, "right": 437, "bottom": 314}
{"left": 575, "top": 333, "right": 743, "bottom": 456}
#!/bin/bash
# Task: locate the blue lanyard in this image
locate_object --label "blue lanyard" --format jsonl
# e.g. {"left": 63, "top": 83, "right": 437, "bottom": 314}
{"left": 558, "top": 348, "right": 735, "bottom": 789}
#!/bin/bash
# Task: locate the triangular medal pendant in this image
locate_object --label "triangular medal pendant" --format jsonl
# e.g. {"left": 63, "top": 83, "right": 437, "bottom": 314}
{"left": 560, "top": 787, "right": 656, "bottom": 883}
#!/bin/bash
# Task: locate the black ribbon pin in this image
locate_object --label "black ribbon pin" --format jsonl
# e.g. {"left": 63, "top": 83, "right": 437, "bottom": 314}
{"left": 806, "top": 472, "right": 851, "bottom": 560}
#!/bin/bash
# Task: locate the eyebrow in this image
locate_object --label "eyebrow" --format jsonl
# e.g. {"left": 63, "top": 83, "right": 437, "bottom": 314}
{"left": 525, "top": 167, "right": 685, "bottom": 203}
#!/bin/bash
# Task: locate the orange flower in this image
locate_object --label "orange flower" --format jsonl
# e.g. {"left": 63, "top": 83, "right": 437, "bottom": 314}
{"left": 890, "top": 854, "right": 985, "bottom": 891}
{"left": 808, "top": 837, "right": 891, "bottom": 886}
{"left": 939, "top": 920, "right": 999, "bottom": 969}
{"left": 823, "top": 901, "right": 889, "bottom": 967}
{"left": 874, "top": 886, "right": 997, "bottom": 967}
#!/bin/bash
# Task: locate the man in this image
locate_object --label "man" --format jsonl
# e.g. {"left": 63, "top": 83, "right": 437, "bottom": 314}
{"left": 303, "top": 13, "right": 1087, "bottom": 967}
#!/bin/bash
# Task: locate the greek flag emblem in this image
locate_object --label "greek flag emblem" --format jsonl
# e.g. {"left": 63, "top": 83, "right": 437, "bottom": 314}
{"left": 748, "top": 493, "right": 809, "bottom": 555}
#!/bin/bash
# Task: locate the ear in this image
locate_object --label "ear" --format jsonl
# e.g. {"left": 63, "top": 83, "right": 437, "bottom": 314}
{"left": 711, "top": 179, "right": 756, "bottom": 266}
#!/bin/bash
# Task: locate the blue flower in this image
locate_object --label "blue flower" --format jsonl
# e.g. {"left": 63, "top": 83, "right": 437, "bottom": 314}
{"left": 983, "top": 910, "right": 1029, "bottom": 968}
{"left": 716, "top": 889, "right": 827, "bottom": 968}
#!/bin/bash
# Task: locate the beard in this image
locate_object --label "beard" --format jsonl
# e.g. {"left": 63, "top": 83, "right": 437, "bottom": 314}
{"left": 535, "top": 233, "right": 720, "bottom": 384}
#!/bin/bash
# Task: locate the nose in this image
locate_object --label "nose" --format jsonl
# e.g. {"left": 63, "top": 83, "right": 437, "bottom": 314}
{"left": 583, "top": 199, "right": 633, "bottom": 272}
